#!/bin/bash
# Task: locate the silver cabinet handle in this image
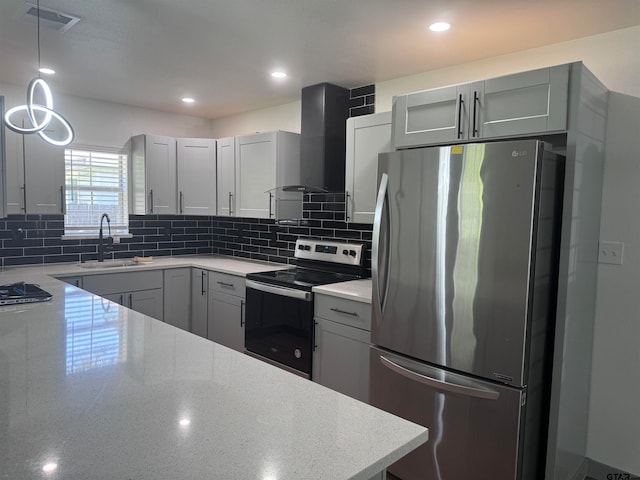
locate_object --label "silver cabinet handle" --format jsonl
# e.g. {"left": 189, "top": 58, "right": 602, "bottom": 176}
{"left": 472, "top": 90, "right": 480, "bottom": 137}
{"left": 128, "top": 293, "right": 133, "bottom": 308}
{"left": 345, "top": 191, "right": 350, "bottom": 222}
{"left": 228, "top": 192, "right": 233, "bottom": 216}
{"left": 330, "top": 307, "right": 359, "bottom": 317}
{"left": 380, "top": 356, "right": 500, "bottom": 400}
{"left": 119, "top": 294, "right": 124, "bottom": 306}
{"left": 217, "top": 281, "right": 234, "bottom": 288}
{"left": 149, "top": 189, "right": 154, "bottom": 213}
{"left": 313, "top": 320, "right": 318, "bottom": 351}
{"left": 20, "top": 185, "right": 26, "bottom": 212}
{"left": 457, "top": 93, "right": 464, "bottom": 139}
{"left": 268, "top": 192, "right": 274, "bottom": 218}
{"left": 60, "top": 185, "right": 65, "bottom": 214}
{"left": 201, "top": 270, "right": 206, "bottom": 295}
{"left": 179, "top": 191, "right": 184, "bottom": 214}
{"left": 240, "top": 300, "right": 245, "bottom": 327}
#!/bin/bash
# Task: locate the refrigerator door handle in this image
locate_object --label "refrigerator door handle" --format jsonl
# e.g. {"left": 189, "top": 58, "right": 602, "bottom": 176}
{"left": 372, "top": 172, "right": 390, "bottom": 323}
{"left": 380, "top": 356, "right": 500, "bottom": 400}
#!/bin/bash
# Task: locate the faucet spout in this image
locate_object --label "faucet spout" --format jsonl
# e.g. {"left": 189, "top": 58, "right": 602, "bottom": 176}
{"left": 98, "top": 213, "right": 112, "bottom": 262}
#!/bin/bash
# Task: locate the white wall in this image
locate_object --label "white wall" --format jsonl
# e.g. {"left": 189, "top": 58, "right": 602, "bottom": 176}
{"left": 375, "top": 25, "right": 640, "bottom": 112}
{"left": 587, "top": 92, "right": 640, "bottom": 475}
{"left": 0, "top": 82, "right": 213, "bottom": 149}
{"left": 210, "top": 101, "right": 301, "bottom": 138}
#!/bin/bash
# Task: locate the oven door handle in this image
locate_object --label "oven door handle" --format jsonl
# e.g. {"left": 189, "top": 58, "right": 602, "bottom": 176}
{"left": 246, "top": 280, "right": 312, "bottom": 301}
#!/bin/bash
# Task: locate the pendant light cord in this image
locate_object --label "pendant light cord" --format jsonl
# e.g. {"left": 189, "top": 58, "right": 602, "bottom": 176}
{"left": 37, "top": 0, "right": 41, "bottom": 75}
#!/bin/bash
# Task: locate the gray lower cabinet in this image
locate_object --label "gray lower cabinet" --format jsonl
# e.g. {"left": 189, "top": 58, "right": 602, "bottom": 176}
{"left": 313, "top": 294, "right": 372, "bottom": 403}
{"left": 82, "top": 270, "right": 164, "bottom": 321}
{"left": 191, "top": 268, "right": 209, "bottom": 338}
{"left": 103, "top": 289, "right": 164, "bottom": 320}
{"left": 57, "top": 276, "right": 83, "bottom": 288}
{"left": 163, "top": 268, "right": 191, "bottom": 331}
{"left": 392, "top": 63, "right": 570, "bottom": 148}
{"left": 207, "top": 272, "right": 245, "bottom": 351}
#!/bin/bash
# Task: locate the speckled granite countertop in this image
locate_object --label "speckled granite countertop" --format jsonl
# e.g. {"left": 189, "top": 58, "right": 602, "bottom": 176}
{"left": 0, "top": 256, "right": 427, "bottom": 479}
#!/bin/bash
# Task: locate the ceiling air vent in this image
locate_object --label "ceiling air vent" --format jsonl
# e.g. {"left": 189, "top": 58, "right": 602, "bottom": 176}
{"left": 21, "top": 4, "right": 80, "bottom": 32}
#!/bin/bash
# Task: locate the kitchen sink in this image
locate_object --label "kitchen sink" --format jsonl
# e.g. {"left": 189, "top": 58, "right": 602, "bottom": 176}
{"left": 78, "top": 260, "right": 141, "bottom": 269}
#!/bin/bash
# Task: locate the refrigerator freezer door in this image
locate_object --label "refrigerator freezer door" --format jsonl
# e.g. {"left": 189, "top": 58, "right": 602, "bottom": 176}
{"left": 370, "top": 346, "right": 524, "bottom": 480}
{"left": 372, "top": 140, "right": 543, "bottom": 386}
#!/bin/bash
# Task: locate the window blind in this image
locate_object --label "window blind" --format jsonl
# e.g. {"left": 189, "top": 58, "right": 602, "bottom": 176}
{"left": 64, "top": 149, "right": 129, "bottom": 236}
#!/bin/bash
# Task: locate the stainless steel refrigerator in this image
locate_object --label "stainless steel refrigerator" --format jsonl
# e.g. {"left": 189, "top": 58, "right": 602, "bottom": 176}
{"left": 369, "top": 140, "right": 564, "bottom": 480}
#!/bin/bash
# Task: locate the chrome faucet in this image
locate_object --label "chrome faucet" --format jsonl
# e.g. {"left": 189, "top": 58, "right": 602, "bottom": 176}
{"left": 97, "top": 213, "right": 113, "bottom": 262}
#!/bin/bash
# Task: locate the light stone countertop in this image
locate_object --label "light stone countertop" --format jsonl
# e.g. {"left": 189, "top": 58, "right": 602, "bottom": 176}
{"left": 0, "top": 256, "right": 427, "bottom": 479}
{"left": 313, "top": 278, "right": 373, "bottom": 304}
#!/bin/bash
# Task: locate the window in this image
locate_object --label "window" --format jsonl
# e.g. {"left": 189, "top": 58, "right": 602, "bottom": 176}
{"left": 64, "top": 148, "right": 129, "bottom": 237}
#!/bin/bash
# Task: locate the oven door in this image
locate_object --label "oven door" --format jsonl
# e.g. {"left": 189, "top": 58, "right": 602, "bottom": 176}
{"left": 245, "top": 280, "right": 314, "bottom": 377}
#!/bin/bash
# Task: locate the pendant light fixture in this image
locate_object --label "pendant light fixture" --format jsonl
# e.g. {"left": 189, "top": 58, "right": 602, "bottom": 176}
{"left": 4, "top": 0, "right": 74, "bottom": 146}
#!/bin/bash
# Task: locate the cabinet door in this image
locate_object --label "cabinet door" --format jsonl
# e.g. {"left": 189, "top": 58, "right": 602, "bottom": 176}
{"left": 191, "top": 268, "right": 208, "bottom": 338}
{"left": 129, "top": 289, "right": 164, "bottom": 320}
{"left": 472, "top": 64, "right": 569, "bottom": 139}
{"left": 346, "top": 112, "right": 392, "bottom": 224}
{"left": 207, "top": 290, "right": 244, "bottom": 352}
{"left": 145, "top": 135, "right": 177, "bottom": 215}
{"left": 177, "top": 138, "right": 216, "bottom": 216}
{"left": 392, "top": 84, "right": 470, "bottom": 149}
{"left": 216, "top": 137, "right": 236, "bottom": 216}
{"left": 163, "top": 268, "right": 191, "bottom": 331}
{"left": 235, "top": 132, "right": 277, "bottom": 219}
{"left": 313, "top": 318, "right": 371, "bottom": 403}
{"left": 4, "top": 129, "right": 25, "bottom": 215}
{"left": 24, "top": 126, "right": 65, "bottom": 214}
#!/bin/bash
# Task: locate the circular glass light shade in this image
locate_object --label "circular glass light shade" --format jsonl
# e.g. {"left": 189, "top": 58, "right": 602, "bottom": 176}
{"left": 181, "top": 97, "right": 195, "bottom": 103}
{"left": 39, "top": 67, "right": 56, "bottom": 75}
{"left": 271, "top": 71, "right": 287, "bottom": 79}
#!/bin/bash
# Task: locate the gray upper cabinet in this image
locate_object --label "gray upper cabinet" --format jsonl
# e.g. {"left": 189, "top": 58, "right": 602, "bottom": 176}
{"left": 130, "top": 134, "right": 177, "bottom": 215}
{"left": 235, "top": 131, "right": 300, "bottom": 219}
{"left": 177, "top": 138, "right": 216, "bottom": 216}
{"left": 392, "top": 64, "right": 570, "bottom": 149}
{"left": 345, "top": 112, "right": 392, "bottom": 224}
{"left": 216, "top": 137, "right": 236, "bottom": 217}
{"left": 5, "top": 126, "right": 65, "bottom": 215}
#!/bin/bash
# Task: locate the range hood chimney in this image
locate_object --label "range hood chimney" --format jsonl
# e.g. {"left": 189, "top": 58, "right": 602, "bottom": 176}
{"left": 298, "top": 83, "right": 350, "bottom": 192}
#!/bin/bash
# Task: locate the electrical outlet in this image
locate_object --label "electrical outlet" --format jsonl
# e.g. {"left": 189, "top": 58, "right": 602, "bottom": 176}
{"left": 598, "top": 241, "right": 624, "bottom": 265}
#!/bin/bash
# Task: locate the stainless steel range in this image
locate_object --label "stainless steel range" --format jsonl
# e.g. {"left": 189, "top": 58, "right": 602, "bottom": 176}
{"left": 245, "top": 239, "right": 366, "bottom": 378}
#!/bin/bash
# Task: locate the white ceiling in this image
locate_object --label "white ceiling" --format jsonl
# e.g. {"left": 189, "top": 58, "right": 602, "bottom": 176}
{"left": 1, "top": 0, "right": 640, "bottom": 119}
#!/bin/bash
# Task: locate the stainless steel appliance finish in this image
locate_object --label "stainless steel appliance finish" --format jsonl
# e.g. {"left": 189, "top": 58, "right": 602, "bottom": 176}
{"left": 370, "top": 140, "right": 564, "bottom": 480}
{"left": 245, "top": 239, "right": 366, "bottom": 378}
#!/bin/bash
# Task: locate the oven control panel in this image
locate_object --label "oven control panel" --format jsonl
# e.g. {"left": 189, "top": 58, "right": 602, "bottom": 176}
{"left": 294, "top": 239, "right": 364, "bottom": 266}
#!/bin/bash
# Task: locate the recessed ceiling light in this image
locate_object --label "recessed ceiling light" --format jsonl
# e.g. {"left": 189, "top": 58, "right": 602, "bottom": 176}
{"left": 42, "top": 463, "right": 58, "bottom": 473}
{"left": 181, "top": 97, "right": 195, "bottom": 104}
{"left": 271, "top": 71, "right": 287, "bottom": 79}
{"left": 429, "top": 22, "right": 451, "bottom": 32}
{"left": 39, "top": 67, "right": 55, "bottom": 75}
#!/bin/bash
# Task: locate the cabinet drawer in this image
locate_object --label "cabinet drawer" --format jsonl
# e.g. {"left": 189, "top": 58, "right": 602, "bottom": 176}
{"left": 82, "top": 269, "right": 163, "bottom": 295}
{"left": 315, "top": 294, "right": 372, "bottom": 331}
{"left": 208, "top": 271, "right": 245, "bottom": 298}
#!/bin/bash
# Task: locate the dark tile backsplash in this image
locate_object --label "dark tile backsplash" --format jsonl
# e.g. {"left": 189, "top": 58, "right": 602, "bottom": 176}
{"left": 349, "top": 84, "right": 375, "bottom": 117}
{"left": 0, "top": 195, "right": 373, "bottom": 273}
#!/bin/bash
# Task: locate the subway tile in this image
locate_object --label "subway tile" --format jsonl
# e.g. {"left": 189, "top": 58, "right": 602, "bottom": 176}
{"left": 350, "top": 105, "right": 375, "bottom": 117}
{"left": 350, "top": 84, "right": 375, "bottom": 98}
{"left": 4, "top": 256, "right": 42, "bottom": 266}
{"left": 349, "top": 97, "right": 365, "bottom": 109}
{"left": 0, "top": 248, "right": 24, "bottom": 258}
{"left": 44, "top": 254, "right": 79, "bottom": 264}
{"left": 62, "top": 245, "right": 97, "bottom": 254}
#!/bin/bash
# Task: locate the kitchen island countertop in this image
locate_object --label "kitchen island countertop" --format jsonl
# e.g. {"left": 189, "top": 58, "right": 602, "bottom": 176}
{"left": 0, "top": 258, "right": 426, "bottom": 479}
